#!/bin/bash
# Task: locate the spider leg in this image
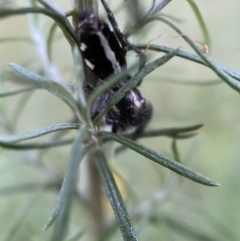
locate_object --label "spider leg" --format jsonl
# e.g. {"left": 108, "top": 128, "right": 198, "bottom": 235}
{"left": 100, "top": 0, "right": 146, "bottom": 71}
{"left": 114, "top": 102, "right": 152, "bottom": 155}
{"left": 131, "top": 102, "right": 152, "bottom": 140}
{"left": 112, "top": 124, "right": 118, "bottom": 133}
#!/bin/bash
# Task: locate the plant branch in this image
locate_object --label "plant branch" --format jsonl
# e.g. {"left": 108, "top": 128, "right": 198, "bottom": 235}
{"left": 71, "top": 1, "right": 105, "bottom": 241}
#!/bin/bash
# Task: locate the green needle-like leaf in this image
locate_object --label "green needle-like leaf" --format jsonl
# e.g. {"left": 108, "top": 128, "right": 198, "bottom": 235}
{"left": 155, "top": 17, "right": 240, "bottom": 93}
{"left": 47, "top": 22, "right": 58, "bottom": 61}
{"left": 0, "top": 36, "right": 32, "bottom": 44}
{"left": 0, "top": 180, "right": 61, "bottom": 196}
{"left": 0, "top": 87, "right": 36, "bottom": 98}
{"left": 94, "top": 150, "right": 139, "bottom": 241}
{"left": 0, "top": 123, "right": 80, "bottom": 143}
{"left": 115, "top": 124, "right": 202, "bottom": 154}
{"left": 10, "top": 63, "right": 81, "bottom": 119}
{"left": 45, "top": 127, "right": 87, "bottom": 236}
{"left": 186, "top": 0, "right": 210, "bottom": 47}
{"left": 136, "top": 44, "right": 240, "bottom": 81}
{"left": 87, "top": 62, "right": 138, "bottom": 122}
{"left": 0, "top": 7, "right": 77, "bottom": 46}
{"left": 172, "top": 139, "right": 181, "bottom": 163}
{"left": 134, "top": 124, "right": 203, "bottom": 138}
{"left": 99, "top": 132, "right": 220, "bottom": 187}
{"left": 0, "top": 138, "right": 73, "bottom": 150}
{"left": 72, "top": 46, "right": 88, "bottom": 122}
{"left": 94, "top": 48, "right": 179, "bottom": 122}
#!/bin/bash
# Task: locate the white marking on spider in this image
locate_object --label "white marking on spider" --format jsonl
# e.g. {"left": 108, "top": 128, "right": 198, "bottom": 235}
{"left": 77, "top": 22, "right": 84, "bottom": 29}
{"left": 85, "top": 59, "right": 95, "bottom": 70}
{"left": 131, "top": 91, "right": 144, "bottom": 108}
{"left": 80, "top": 42, "right": 88, "bottom": 51}
{"left": 96, "top": 31, "right": 121, "bottom": 75}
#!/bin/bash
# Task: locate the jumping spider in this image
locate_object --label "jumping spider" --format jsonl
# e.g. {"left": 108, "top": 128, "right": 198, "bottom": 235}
{"left": 77, "top": 0, "right": 152, "bottom": 140}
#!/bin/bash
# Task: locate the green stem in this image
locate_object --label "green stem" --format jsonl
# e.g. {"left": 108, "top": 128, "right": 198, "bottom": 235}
{"left": 72, "top": 1, "right": 105, "bottom": 240}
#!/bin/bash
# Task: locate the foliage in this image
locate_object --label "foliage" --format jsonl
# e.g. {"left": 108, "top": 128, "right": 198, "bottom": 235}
{"left": 0, "top": 0, "right": 239, "bottom": 241}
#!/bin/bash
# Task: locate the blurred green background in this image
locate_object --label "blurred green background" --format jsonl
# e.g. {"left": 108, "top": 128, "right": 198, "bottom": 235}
{"left": 0, "top": 0, "right": 240, "bottom": 240}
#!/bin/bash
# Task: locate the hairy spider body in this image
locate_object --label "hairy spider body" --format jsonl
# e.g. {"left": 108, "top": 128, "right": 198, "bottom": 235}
{"left": 78, "top": 11, "right": 126, "bottom": 79}
{"left": 77, "top": 10, "right": 152, "bottom": 138}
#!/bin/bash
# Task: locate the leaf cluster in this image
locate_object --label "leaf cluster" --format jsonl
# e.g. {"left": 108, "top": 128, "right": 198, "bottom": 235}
{"left": 1, "top": 0, "right": 239, "bottom": 241}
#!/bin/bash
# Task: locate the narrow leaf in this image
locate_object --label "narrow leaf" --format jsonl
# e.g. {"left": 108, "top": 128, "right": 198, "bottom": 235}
{"left": 0, "top": 7, "right": 77, "bottom": 46}
{"left": 136, "top": 44, "right": 240, "bottom": 81}
{"left": 0, "top": 180, "right": 61, "bottom": 196}
{"left": 133, "top": 124, "right": 203, "bottom": 138}
{"left": 47, "top": 22, "right": 58, "bottom": 61}
{"left": 72, "top": 46, "right": 88, "bottom": 122}
{"left": 115, "top": 124, "right": 200, "bottom": 155}
{"left": 94, "top": 150, "right": 139, "bottom": 241}
{"left": 44, "top": 127, "right": 87, "bottom": 233}
{"left": 0, "top": 87, "right": 35, "bottom": 98}
{"left": 99, "top": 132, "right": 220, "bottom": 187}
{"left": 170, "top": 132, "right": 197, "bottom": 139}
{"left": 10, "top": 63, "right": 80, "bottom": 118}
{"left": 158, "top": 77, "right": 222, "bottom": 86}
{"left": 87, "top": 61, "right": 138, "bottom": 121}
{"left": 94, "top": 48, "right": 179, "bottom": 122}
{"left": 186, "top": 0, "right": 210, "bottom": 47}
{"left": 0, "top": 123, "right": 80, "bottom": 143}
{"left": 172, "top": 139, "right": 181, "bottom": 163}
{"left": 37, "top": 0, "right": 65, "bottom": 16}
{"left": 156, "top": 17, "right": 240, "bottom": 93}
{"left": 0, "top": 138, "right": 73, "bottom": 150}
{"left": 0, "top": 36, "right": 32, "bottom": 43}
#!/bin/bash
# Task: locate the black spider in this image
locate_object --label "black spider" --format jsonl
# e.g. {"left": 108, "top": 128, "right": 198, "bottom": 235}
{"left": 77, "top": 0, "right": 152, "bottom": 140}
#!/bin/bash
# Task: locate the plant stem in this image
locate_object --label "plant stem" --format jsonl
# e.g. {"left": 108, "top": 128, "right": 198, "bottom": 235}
{"left": 72, "top": 0, "right": 105, "bottom": 240}
{"left": 78, "top": 153, "right": 105, "bottom": 241}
